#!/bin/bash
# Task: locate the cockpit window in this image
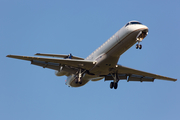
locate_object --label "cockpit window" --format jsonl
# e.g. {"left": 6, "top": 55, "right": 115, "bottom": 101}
{"left": 125, "top": 21, "right": 142, "bottom": 27}
{"left": 130, "top": 22, "right": 142, "bottom": 25}
{"left": 125, "top": 23, "right": 129, "bottom": 27}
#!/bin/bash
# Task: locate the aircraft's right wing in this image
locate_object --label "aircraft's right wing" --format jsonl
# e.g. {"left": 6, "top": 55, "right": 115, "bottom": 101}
{"left": 6, "top": 55, "right": 95, "bottom": 71}
{"left": 35, "top": 53, "right": 84, "bottom": 60}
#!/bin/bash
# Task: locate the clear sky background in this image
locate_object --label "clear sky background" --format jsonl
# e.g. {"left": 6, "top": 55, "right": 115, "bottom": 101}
{"left": 1, "top": 0, "right": 180, "bottom": 120}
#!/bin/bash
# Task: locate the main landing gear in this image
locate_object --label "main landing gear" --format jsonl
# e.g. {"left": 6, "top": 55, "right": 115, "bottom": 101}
{"left": 74, "top": 69, "right": 85, "bottom": 84}
{"left": 74, "top": 75, "right": 82, "bottom": 84}
{"left": 110, "top": 82, "right": 118, "bottom": 89}
{"left": 110, "top": 72, "right": 119, "bottom": 89}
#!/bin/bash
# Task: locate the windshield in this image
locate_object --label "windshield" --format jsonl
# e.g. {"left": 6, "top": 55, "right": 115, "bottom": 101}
{"left": 125, "top": 21, "right": 142, "bottom": 27}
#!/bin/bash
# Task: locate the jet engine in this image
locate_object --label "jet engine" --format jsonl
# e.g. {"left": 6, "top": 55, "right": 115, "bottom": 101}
{"left": 55, "top": 66, "right": 76, "bottom": 76}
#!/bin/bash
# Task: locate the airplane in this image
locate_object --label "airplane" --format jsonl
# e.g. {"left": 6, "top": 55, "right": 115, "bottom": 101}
{"left": 6, "top": 21, "right": 177, "bottom": 89}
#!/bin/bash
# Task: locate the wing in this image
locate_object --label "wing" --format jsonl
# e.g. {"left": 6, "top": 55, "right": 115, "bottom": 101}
{"left": 112, "top": 65, "right": 176, "bottom": 82}
{"left": 35, "top": 53, "right": 84, "bottom": 60}
{"left": 6, "top": 55, "right": 95, "bottom": 70}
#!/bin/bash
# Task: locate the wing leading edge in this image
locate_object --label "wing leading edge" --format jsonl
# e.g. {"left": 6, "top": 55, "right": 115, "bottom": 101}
{"left": 115, "top": 65, "right": 177, "bottom": 81}
{"left": 35, "top": 53, "right": 84, "bottom": 60}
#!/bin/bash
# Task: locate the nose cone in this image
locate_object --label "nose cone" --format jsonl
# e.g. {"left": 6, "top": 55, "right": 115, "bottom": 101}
{"left": 126, "top": 24, "right": 149, "bottom": 35}
{"left": 141, "top": 24, "right": 148, "bottom": 34}
{"left": 125, "top": 21, "right": 148, "bottom": 33}
{"left": 136, "top": 24, "right": 148, "bottom": 31}
{"left": 141, "top": 24, "right": 148, "bottom": 32}
{"left": 136, "top": 25, "right": 149, "bottom": 41}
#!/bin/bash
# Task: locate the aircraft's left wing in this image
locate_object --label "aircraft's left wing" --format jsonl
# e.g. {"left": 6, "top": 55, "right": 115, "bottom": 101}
{"left": 114, "top": 65, "right": 177, "bottom": 82}
{"left": 6, "top": 55, "right": 95, "bottom": 70}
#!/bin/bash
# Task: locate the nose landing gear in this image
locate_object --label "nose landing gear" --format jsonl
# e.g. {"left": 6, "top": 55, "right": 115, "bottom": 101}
{"left": 136, "top": 31, "right": 143, "bottom": 49}
{"left": 135, "top": 30, "right": 148, "bottom": 49}
{"left": 136, "top": 43, "right": 142, "bottom": 49}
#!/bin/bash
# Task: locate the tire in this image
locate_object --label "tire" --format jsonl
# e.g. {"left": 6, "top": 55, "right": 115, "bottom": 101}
{"left": 110, "top": 82, "right": 114, "bottom": 89}
{"left": 79, "top": 77, "right": 82, "bottom": 84}
{"left": 114, "top": 82, "right": 118, "bottom": 89}
{"left": 136, "top": 44, "right": 139, "bottom": 49}
{"left": 75, "top": 78, "right": 78, "bottom": 84}
{"left": 139, "top": 44, "right": 142, "bottom": 49}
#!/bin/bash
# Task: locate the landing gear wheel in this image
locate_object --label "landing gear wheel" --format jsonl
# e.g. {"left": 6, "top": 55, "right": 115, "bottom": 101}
{"left": 136, "top": 44, "right": 142, "bottom": 49}
{"left": 136, "top": 44, "right": 139, "bottom": 49}
{"left": 114, "top": 82, "right": 118, "bottom": 89}
{"left": 139, "top": 44, "right": 142, "bottom": 49}
{"left": 75, "top": 78, "right": 78, "bottom": 84}
{"left": 78, "top": 77, "right": 82, "bottom": 84}
{"left": 110, "top": 82, "right": 114, "bottom": 89}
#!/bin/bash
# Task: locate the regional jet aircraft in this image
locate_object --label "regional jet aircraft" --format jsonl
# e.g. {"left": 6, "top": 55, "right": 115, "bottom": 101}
{"left": 7, "top": 21, "right": 177, "bottom": 89}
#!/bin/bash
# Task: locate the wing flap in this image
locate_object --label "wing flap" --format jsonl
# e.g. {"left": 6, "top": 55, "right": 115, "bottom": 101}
{"left": 105, "top": 74, "right": 127, "bottom": 80}
{"left": 128, "top": 75, "right": 154, "bottom": 82}
{"left": 116, "top": 65, "right": 177, "bottom": 81}
{"left": 6, "top": 55, "right": 95, "bottom": 70}
{"left": 31, "top": 60, "right": 59, "bottom": 70}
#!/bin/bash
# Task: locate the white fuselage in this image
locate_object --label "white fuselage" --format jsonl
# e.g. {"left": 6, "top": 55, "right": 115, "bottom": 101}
{"left": 66, "top": 22, "right": 148, "bottom": 87}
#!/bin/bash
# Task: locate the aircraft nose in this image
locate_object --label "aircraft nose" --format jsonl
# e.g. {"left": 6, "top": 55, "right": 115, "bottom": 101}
{"left": 143, "top": 25, "right": 149, "bottom": 35}
{"left": 137, "top": 24, "right": 148, "bottom": 35}
{"left": 136, "top": 25, "right": 149, "bottom": 41}
{"left": 126, "top": 23, "right": 149, "bottom": 34}
{"left": 142, "top": 25, "right": 148, "bottom": 32}
{"left": 139, "top": 24, "right": 148, "bottom": 30}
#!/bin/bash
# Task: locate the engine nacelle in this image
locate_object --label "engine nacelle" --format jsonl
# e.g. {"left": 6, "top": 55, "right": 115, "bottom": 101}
{"left": 55, "top": 70, "right": 68, "bottom": 76}
{"left": 91, "top": 77, "right": 104, "bottom": 81}
{"left": 55, "top": 66, "right": 76, "bottom": 76}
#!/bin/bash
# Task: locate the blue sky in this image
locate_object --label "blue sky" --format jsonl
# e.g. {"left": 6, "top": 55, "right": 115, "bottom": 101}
{"left": 1, "top": 0, "right": 180, "bottom": 120}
